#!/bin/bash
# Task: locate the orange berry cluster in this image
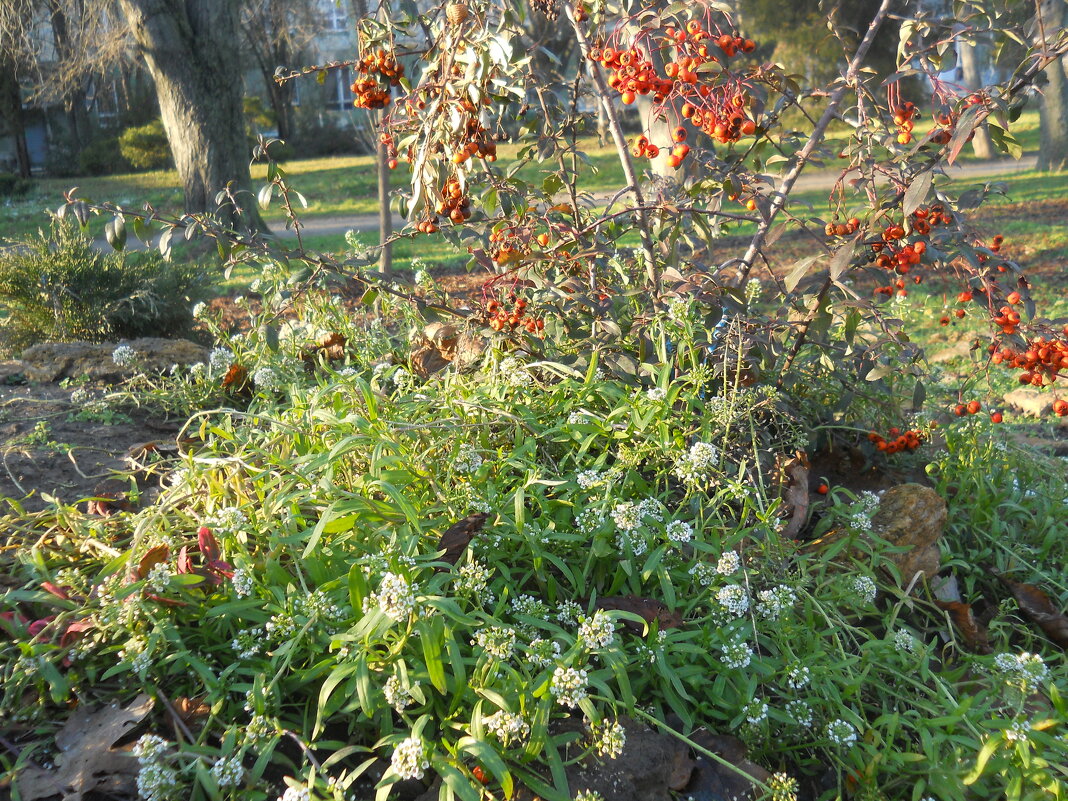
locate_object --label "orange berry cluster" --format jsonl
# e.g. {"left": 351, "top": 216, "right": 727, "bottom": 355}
{"left": 380, "top": 132, "right": 399, "bottom": 169}
{"left": 824, "top": 216, "right": 860, "bottom": 237}
{"left": 869, "top": 205, "right": 952, "bottom": 296}
{"left": 953, "top": 400, "right": 983, "bottom": 416}
{"left": 433, "top": 176, "right": 472, "bottom": 225}
{"left": 990, "top": 332, "right": 1068, "bottom": 387}
{"left": 485, "top": 295, "right": 544, "bottom": 335}
{"left": 591, "top": 45, "right": 673, "bottom": 106}
{"left": 868, "top": 427, "right": 924, "bottom": 454}
{"left": 892, "top": 101, "right": 917, "bottom": 144}
{"left": 488, "top": 228, "right": 527, "bottom": 265}
{"left": 451, "top": 118, "right": 498, "bottom": 164}
{"left": 680, "top": 89, "right": 756, "bottom": 145}
{"left": 352, "top": 49, "right": 405, "bottom": 110}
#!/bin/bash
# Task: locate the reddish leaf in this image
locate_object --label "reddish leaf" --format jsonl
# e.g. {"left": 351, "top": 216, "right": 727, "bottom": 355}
{"left": 997, "top": 576, "right": 1068, "bottom": 648}
{"left": 41, "top": 582, "right": 71, "bottom": 601}
{"left": 435, "top": 512, "right": 489, "bottom": 567}
{"left": 935, "top": 600, "right": 993, "bottom": 654}
{"left": 222, "top": 363, "right": 251, "bottom": 395}
{"left": 594, "top": 596, "right": 684, "bottom": 633}
{"left": 137, "top": 545, "right": 170, "bottom": 579}
{"left": 176, "top": 546, "right": 193, "bottom": 575}
{"left": 60, "top": 620, "right": 93, "bottom": 648}
{"left": 197, "top": 527, "right": 221, "bottom": 562}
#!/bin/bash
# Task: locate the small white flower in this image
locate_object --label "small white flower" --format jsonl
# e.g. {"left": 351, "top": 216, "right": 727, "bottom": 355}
{"left": 391, "top": 736, "right": 429, "bottom": 780}
{"left": 526, "top": 637, "right": 562, "bottom": 668}
{"left": 192, "top": 302, "right": 208, "bottom": 319}
{"left": 550, "top": 666, "right": 589, "bottom": 707}
{"left": 850, "top": 575, "right": 877, "bottom": 605}
{"left": 893, "top": 628, "right": 917, "bottom": 653}
{"left": 994, "top": 651, "right": 1049, "bottom": 686}
{"left": 208, "top": 347, "right": 234, "bottom": 374}
{"left": 577, "top": 470, "right": 603, "bottom": 489}
{"left": 716, "top": 585, "right": 749, "bottom": 617}
{"left": 484, "top": 710, "right": 530, "bottom": 745}
{"left": 231, "top": 568, "right": 254, "bottom": 598}
{"left": 825, "top": 718, "right": 858, "bottom": 746}
{"left": 253, "top": 366, "right": 280, "bottom": 392}
{"left": 786, "top": 700, "right": 813, "bottom": 727}
{"left": 756, "top": 585, "right": 796, "bottom": 620}
{"left": 610, "top": 501, "right": 641, "bottom": 532}
{"left": 384, "top": 675, "right": 418, "bottom": 713}
{"left": 588, "top": 718, "right": 626, "bottom": 759}
{"left": 578, "top": 610, "right": 615, "bottom": 650}
{"left": 112, "top": 344, "right": 137, "bottom": 367}
{"left": 646, "top": 387, "right": 666, "bottom": 401}
{"left": 375, "top": 572, "right": 418, "bottom": 621}
{"left": 665, "top": 520, "right": 693, "bottom": 544}
{"left": 721, "top": 640, "right": 753, "bottom": 668}
{"left": 210, "top": 754, "right": 244, "bottom": 787}
{"left": 743, "top": 700, "right": 768, "bottom": 725}
{"left": 674, "top": 441, "right": 719, "bottom": 486}
{"left": 474, "top": 626, "right": 517, "bottom": 661}
{"left": 785, "top": 664, "right": 811, "bottom": 689}
{"left": 716, "top": 550, "right": 740, "bottom": 575}
{"left": 1004, "top": 719, "right": 1032, "bottom": 742}
{"left": 557, "top": 600, "right": 583, "bottom": 625}
{"left": 454, "top": 443, "right": 484, "bottom": 474}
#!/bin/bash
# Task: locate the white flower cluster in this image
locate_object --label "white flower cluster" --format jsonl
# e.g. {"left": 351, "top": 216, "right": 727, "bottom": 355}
{"left": 646, "top": 387, "right": 666, "bottom": 401}
{"left": 454, "top": 443, "right": 484, "bottom": 474}
{"left": 208, "top": 346, "right": 234, "bottom": 374}
{"left": 557, "top": 600, "right": 583, "bottom": 625}
{"left": 373, "top": 572, "right": 419, "bottom": 621}
{"left": 576, "top": 508, "right": 606, "bottom": 534}
{"left": 231, "top": 568, "right": 254, "bottom": 598}
{"left": 527, "top": 637, "right": 562, "bottom": 668}
{"left": 993, "top": 651, "right": 1049, "bottom": 687}
{"left": 578, "top": 610, "right": 615, "bottom": 650}
{"left": 721, "top": 640, "right": 753, "bottom": 669}
{"left": 484, "top": 710, "right": 530, "bottom": 746}
{"left": 825, "top": 718, "right": 858, "bottom": 746}
{"left": 756, "top": 585, "right": 796, "bottom": 620}
{"left": 253, "top": 366, "right": 281, "bottom": 392}
{"left": 674, "top": 441, "right": 719, "bottom": 486}
{"left": 1004, "top": 719, "right": 1032, "bottom": 742}
{"left": 456, "top": 561, "right": 493, "bottom": 604}
{"left": 391, "top": 736, "right": 429, "bottom": 780}
{"left": 577, "top": 470, "right": 603, "bottom": 489}
{"left": 384, "top": 675, "right": 418, "bottom": 713}
{"left": 786, "top": 700, "right": 813, "bottom": 727}
{"left": 768, "top": 772, "right": 799, "bottom": 801}
{"left": 716, "top": 585, "right": 749, "bottom": 617}
{"left": 208, "top": 506, "right": 247, "bottom": 534}
{"left": 511, "top": 594, "right": 548, "bottom": 620}
{"left": 610, "top": 502, "right": 641, "bottom": 532}
{"left": 210, "top": 755, "right": 243, "bottom": 787}
{"left": 414, "top": 266, "right": 435, "bottom": 291}
{"left": 112, "top": 344, "right": 138, "bottom": 367}
{"left": 145, "top": 562, "right": 171, "bottom": 594}
{"left": 474, "top": 626, "right": 517, "bottom": 661}
{"left": 278, "top": 785, "right": 311, "bottom": 801}
{"left": 550, "top": 666, "right": 589, "bottom": 707}
{"left": 192, "top": 301, "right": 208, "bottom": 319}
{"left": 588, "top": 718, "right": 626, "bottom": 759}
{"left": 744, "top": 700, "right": 769, "bottom": 725}
{"left": 689, "top": 561, "right": 716, "bottom": 587}
{"left": 497, "top": 356, "right": 528, "bottom": 387}
{"left": 665, "top": 520, "right": 693, "bottom": 544}
{"left": 850, "top": 575, "right": 877, "bottom": 605}
{"left": 745, "top": 278, "right": 763, "bottom": 302}
{"left": 785, "top": 664, "right": 811, "bottom": 689}
{"left": 666, "top": 296, "right": 691, "bottom": 322}
{"left": 134, "top": 735, "right": 178, "bottom": 801}
{"left": 893, "top": 628, "right": 917, "bottom": 654}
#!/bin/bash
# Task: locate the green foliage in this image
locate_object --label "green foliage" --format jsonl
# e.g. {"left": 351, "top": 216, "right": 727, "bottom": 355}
{"left": 119, "top": 119, "right": 173, "bottom": 171}
{"left": 77, "top": 136, "right": 133, "bottom": 177}
{"left": 0, "top": 223, "right": 209, "bottom": 353}
{"left": 0, "top": 172, "right": 32, "bottom": 198}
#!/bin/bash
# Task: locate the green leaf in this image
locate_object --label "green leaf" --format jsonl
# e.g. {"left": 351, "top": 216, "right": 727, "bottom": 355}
{"left": 902, "top": 170, "right": 932, "bottom": 216}
{"left": 784, "top": 255, "right": 820, "bottom": 292}
{"left": 420, "top": 616, "right": 448, "bottom": 694}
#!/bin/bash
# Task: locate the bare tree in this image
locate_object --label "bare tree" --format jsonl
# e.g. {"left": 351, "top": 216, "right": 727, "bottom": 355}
{"left": 1036, "top": 0, "right": 1068, "bottom": 170}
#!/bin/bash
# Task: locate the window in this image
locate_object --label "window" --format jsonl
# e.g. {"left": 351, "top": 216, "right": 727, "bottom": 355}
{"left": 325, "top": 69, "right": 354, "bottom": 111}
{"left": 322, "top": 1, "right": 347, "bottom": 31}
{"left": 91, "top": 82, "right": 122, "bottom": 128}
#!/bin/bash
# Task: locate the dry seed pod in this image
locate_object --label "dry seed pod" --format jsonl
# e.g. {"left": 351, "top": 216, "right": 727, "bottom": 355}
{"left": 446, "top": 3, "right": 470, "bottom": 24}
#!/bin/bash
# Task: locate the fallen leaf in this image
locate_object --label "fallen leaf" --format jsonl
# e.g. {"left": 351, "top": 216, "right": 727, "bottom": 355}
{"left": 996, "top": 576, "right": 1068, "bottom": 648}
{"left": 301, "top": 332, "right": 348, "bottom": 373}
{"left": 17, "top": 693, "right": 154, "bottom": 801}
{"left": 594, "top": 596, "right": 683, "bottom": 633}
{"left": 935, "top": 600, "right": 993, "bottom": 654}
{"left": 222, "top": 363, "right": 252, "bottom": 395}
{"left": 435, "top": 512, "right": 489, "bottom": 567}
{"left": 137, "top": 545, "right": 170, "bottom": 579}
{"left": 779, "top": 453, "right": 809, "bottom": 540}
{"left": 84, "top": 492, "right": 132, "bottom": 517}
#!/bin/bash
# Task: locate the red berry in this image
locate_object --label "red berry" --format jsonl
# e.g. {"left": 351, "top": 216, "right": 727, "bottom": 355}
{"left": 817, "top": 483, "right": 829, "bottom": 495}
{"left": 990, "top": 412, "right": 1003, "bottom": 423}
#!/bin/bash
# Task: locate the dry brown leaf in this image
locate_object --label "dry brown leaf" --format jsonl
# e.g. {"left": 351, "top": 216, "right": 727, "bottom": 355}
{"left": 17, "top": 693, "right": 154, "bottom": 801}
{"left": 997, "top": 576, "right": 1068, "bottom": 648}
{"left": 594, "top": 596, "right": 684, "bottom": 633}
{"left": 435, "top": 512, "right": 489, "bottom": 567}
{"left": 779, "top": 453, "right": 809, "bottom": 540}
{"left": 137, "top": 545, "right": 170, "bottom": 579}
{"left": 222, "top": 363, "right": 252, "bottom": 396}
{"left": 935, "top": 600, "right": 993, "bottom": 654}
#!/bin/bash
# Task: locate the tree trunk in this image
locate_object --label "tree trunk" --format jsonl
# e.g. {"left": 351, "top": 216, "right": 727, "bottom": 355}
{"left": 116, "top": 0, "right": 267, "bottom": 232}
{"left": 959, "top": 36, "right": 995, "bottom": 159}
{"left": 377, "top": 127, "right": 392, "bottom": 278}
{"left": 1037, "top": 0, "right": 1068, "bottom": 171}
{"left": 0, "top": 56, "right": 31, "bottom": 178}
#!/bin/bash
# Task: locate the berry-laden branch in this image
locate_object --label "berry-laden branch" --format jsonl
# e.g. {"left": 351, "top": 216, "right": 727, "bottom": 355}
{"left": 564, "top": 3, "right": 660, "bottom": 295}
{"left": 735, "top": 0, "right": 894, "bottom": 287}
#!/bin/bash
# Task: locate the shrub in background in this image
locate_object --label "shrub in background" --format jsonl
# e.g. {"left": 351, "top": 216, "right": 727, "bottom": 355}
{"left": 118, "top": 119, "right": 173, "bottom": 171}
{"left": 0, "top": 173, "right": 32, "bottom": 198}
{"left": 0, "top": 222, "right": 209, "bottom": 353}
{"left": 77, "top": 136, "right": 133, "bottom": 176}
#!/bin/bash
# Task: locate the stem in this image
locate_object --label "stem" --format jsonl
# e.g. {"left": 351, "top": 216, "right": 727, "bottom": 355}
{"left": 564, "top": 5, "right": 659, "bottom": 294}
{"left": 736, "top": 0, "right": 894, "bottom": 286}
{"left": 777, "top": 275, "right": 834, "bottom": 385}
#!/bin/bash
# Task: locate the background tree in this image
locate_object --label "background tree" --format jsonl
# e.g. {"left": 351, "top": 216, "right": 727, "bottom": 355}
{"left": 116, "top": 0, "right": 267, "bottom": 231}
{"left": 1036, "top": 0, "right": 1068, "bottom": 170}
{"left": 0, "top": 0, "right": 33, "bottom": 178}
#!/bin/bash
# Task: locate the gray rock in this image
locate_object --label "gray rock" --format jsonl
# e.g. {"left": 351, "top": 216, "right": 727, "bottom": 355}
{"left": 1003, "top": 388, "right": 1055, "bottom": 417}
{"left": 19, "top": 338, "right": 207, "bottom": 383}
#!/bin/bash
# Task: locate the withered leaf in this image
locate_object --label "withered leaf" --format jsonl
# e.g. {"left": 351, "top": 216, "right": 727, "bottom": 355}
{"left": 137, "top": 545, "right": 170, "bottom": 579}
{"left": 174, "top": 696, "right": 211, "bottom": 732}
{"left": 779, "top": 453, "right": 810, "bottom": 540}
{"left": 84, "top": 492, "right": 132, "bottom": 517}
{"left": 997, "top": 576, "right": 1068, "bottom": 648}
{"left": 594, "top": 596, "right": 684, "bottom": 633}
{"left": 435, "top": 512, "right": 488, "bottom": 568}
{"left": 17, "top": 693, "right": 154, "bottom": 801}
{"left": 301, "top": 333, "right": 348, "bottom": 373}
{"left": 935, "top": 600, "right": 993, "bottom": 654}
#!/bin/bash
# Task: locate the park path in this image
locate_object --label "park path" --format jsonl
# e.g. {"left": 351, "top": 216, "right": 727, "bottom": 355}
{"left": 272, "top": 153, "right": 1039, "bottom": 241}
{"left": 101, "top": 153, "right": 1038, "bottom": 250}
